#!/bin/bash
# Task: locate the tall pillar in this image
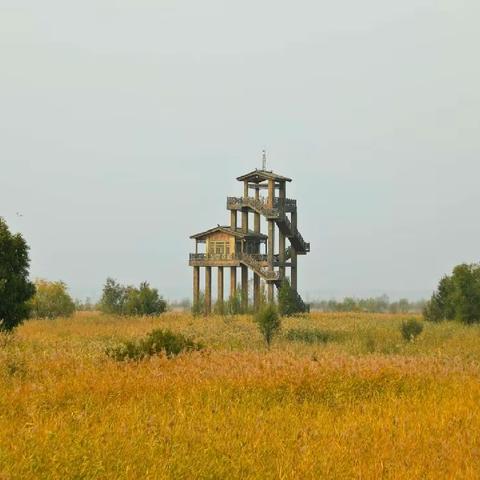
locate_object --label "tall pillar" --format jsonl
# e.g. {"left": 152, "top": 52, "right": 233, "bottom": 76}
{"left": 230, "top": 266, "right": 237, "bottom": 299}
{"left": 279, "top": 232, "right": 286, "bottom": 281}
{"left": 291, "top": 211, "right": 298, "bottom": 292}
{"left": 267, "top": 220, "right": 275, "bottom": 304}
{"left": 267, "top": 220, "right": 275, "bottom": 268}
{"left": 193, "top": 266, "right": 200, "bottom": 308}
{"left": 267, "top": 179, "right": 275, "bottom": 208}
{"left": 278, "top": 181, "right": 286, "bottom": 281}
{"left": 241, "top": 265, "right": 248, "bottom": 312}
{"left": 242, "top": 181, "right": 249, "bottom": 235}
{"left": 217, "top": 266, "right": 224, "bottom": 306}
{"left": 205, "top": 266, "right": 212, "bottom": 315}
{"left": 267, "top": 283, "right": 274, "bottom": 303}
{"left": 253, "top": 273, "right": 261, "bottom": 310}
{"left": 242, "top": 181, "right": 249, "bottom": 234}
{"left": 254, "top": 187, "right": 260, "bottom": 234}
{"left": 231, "top": 210, "right": 237, "bottom": 230}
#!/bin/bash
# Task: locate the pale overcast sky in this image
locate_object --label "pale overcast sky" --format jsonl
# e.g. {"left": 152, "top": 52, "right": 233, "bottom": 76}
{"left": 1, "top": 1, "right": 479, "bottom": 301}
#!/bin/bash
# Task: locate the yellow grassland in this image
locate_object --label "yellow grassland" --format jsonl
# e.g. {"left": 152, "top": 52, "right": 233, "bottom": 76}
{"left": 1, "top": 311, "right": 480, "bottom": 479}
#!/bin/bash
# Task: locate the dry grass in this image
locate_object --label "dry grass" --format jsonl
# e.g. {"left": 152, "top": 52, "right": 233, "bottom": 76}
{"left": 1, "top": 311, "right": 480, "bottom": 479}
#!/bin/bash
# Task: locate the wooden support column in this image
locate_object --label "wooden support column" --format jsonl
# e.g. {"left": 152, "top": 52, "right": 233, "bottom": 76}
{"left": 231, "top": 210, "right": 237, "bottom": 230}
{"left": 279, "top": 232, "right": 286, "bottom": 281}
{"left": 253, "top": 273, "right": 261, "bottom": 311}
{"left": 230, "top": 266, "right": 237, "bottom": 299}
{"left": 267, "top": 179, "right": 275, "bottom": 208}
{"left": 205, "top": 266, "right": 212, "bottom": 315}
{"left": 291, "top": 211, "right": 298, "bottom": 292}
{"left": 254, "top": 187, "right": 260, "bottom": 234}
{"left": 279, "top": 181, "right": 286, "bottom": 281}
{"left": 267, "top": 220, "right": 275, "bottom": 304}
{"left": 267, "top": 283, "right": 274, "bottom": 304}
{"left": 241, "top": 265, "right": 248, "bottom": 312}
{"left": 267, "top": 220, "right": 275, "bottom": 268}
{"left": 217, "top": 266, "right": 224, "bottom": 307}
{"left": 193, "top": 266, "right": 200, "bottom": 308}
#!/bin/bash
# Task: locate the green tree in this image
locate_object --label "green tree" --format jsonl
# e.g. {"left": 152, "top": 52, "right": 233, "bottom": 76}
{"left": 0, "top": 218, "right": 35, "bottom": 331}
{"left": 29, "top": 279, "right": 76, "bottom": 319}
{"left": 424, "top": 264, "right": 480, "bottom": 324}
{"left": 99, "top": 278, "right": 167, "bottom": 316}
{"left": 254, "top": 304, "right": 281, "bottom": 347}
{"left": 99, "top": 278, "right": 127, "bottom": 314}
{"left": 124, "top": 282, "right": 167, "bottom": 316}
{"left": 277, "top": 279, "right": 308, "bottom": 316}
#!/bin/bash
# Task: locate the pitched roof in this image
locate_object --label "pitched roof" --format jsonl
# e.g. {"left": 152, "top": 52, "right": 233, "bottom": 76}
{"left": 236, "top": 169, "right": 292, "bottom": 183}
{"left": 190, "top": 225, "right": 268, "bottom": 240}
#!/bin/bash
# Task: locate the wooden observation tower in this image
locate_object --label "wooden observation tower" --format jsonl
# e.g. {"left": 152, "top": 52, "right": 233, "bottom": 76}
{"left": 189, "top": 158, "right": 310, "bottom": 313}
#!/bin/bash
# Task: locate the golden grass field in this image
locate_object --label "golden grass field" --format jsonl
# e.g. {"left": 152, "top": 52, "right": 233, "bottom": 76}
{"left": 2, "top": 311, "right": 480, "bottom": 479}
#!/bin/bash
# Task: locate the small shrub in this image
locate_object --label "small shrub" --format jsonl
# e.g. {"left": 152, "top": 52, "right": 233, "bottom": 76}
{"left": 225, "top": 289, "right": 243, "bottom": 316}
{"left": 254, "top": 304, "right": 281, "bottom": 347}
{"left": 401, "top": 319, "right": 424, "bottom": 342}
{"left": 106, "top": 329, "right": 203, "bottom": 361}
{"left": 286, "top": 328, "right": 346, "bottom": 344}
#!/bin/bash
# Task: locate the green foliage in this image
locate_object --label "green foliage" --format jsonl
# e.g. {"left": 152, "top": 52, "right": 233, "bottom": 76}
{"left": 192, "top": 292, "right": 205, "bottom": 317}
{"left": 99, "top": 278, "right": 127, "bottom": 314}
{"left": 106, "top": 329, "right": 203, "bottom": 361}
{"left": 124, "top": 282, "right": 167, "bottom": 316}
{"left": 254, "top": 304, "right": 281, "bottom": 347}
{"left": 225, "top": 288, "right": 243, "bottom": 315}
{"left": 277, "top": 279, "right": 308, "bottom": 316}
{"left": 99, "top": 278, "right": 166, "bottom": 316}
{"left": 401, "top": 319, "right": 424, "bottom": 342}
{"left": 0, "top": 218, "right": 35, "bottom": 331}
{"left": 29, "top": 279, "right": 75, "bottom": 319}
{"left": 285, "top": 328, "right": 346, "bottom": 344}
{"left": 425, "top": 264, "right": 480, "bottom": 324}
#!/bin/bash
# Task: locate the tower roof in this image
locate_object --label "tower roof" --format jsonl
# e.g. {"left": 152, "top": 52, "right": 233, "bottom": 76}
{"left": 236, "top": 169, "right": 292, "bottom": 183}
{"left": 190, "top": 225, "right": 268, "bottom": 240}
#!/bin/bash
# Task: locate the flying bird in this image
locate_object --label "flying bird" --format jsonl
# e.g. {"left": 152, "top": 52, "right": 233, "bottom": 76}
{"left": 16, "top": 212, "right": 23, "bottom": 217}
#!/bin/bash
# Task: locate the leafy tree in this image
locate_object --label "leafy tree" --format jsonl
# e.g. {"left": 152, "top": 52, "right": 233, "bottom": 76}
{"left": 29, "top": 279, "right": 76, "bottom": 319}
{"left": 124, "top": 282, "right": 167, "bottom": 316}
{"left": 277, "top": 279, "right": 308, "bottom": 316}
{"left": 0, "top": 218, "right": 35, "bottom": 331}
{"left": 99, "top": 278, "right": 166, "bottom": 316}
{"left": 254, "top": 304, "right": 281, "bottom": 347}
{"left": 99, "top": 278, "right": 127, "bottom": 315}
{"left": 424, "top": 264, "right": 480, "bottom": 324}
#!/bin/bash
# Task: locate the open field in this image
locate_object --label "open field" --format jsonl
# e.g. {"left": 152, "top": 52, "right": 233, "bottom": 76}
{"left": 2, "top": 312, "right": 480, "bottom": 479}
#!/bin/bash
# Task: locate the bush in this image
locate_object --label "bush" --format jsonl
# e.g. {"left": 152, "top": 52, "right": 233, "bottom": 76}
{"left": 277, "top": 279, "right": 308, "bottom": 316}
{"left": 0, "top": 218, "right": 35, "bottom": 331}
{"left": 99, "top": 278, "right": 166, "bottom": 316}
{"left": 225, "top": 289, "right": 243, "bottom": 316}
{"left": 286, "top": 328, "right": 346, "bottom": 344}
{"left": 401, "top": 319, "right": 424, "bottom": 342}
{"left": 254, "top": 304, "right": 281, "bottom": 347}
{"left": 425, "top": 264, "right": 480, "bottom": 324}
{"left": 192, "top": 291, "right": 205, "bottom": 316}
{"left": 29, "top": 279, "right": 75, "bottom": 319}
{"left": 106, "top": 329, "right": 203, "bottom": 361}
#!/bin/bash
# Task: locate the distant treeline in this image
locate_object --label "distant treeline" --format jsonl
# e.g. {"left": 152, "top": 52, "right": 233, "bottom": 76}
{"left": 310, "top": 295, "right": 426, "bottom": 314}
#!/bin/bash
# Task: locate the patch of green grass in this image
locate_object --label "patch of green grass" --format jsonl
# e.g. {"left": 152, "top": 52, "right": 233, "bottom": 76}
{"left": 285, "top": 328, "right": 347, "bottom": 344}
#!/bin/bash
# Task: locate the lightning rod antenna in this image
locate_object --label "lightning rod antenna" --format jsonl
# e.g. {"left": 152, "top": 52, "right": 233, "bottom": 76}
{"left": 262, "top": 149, "right": 267, "bottom": 170}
